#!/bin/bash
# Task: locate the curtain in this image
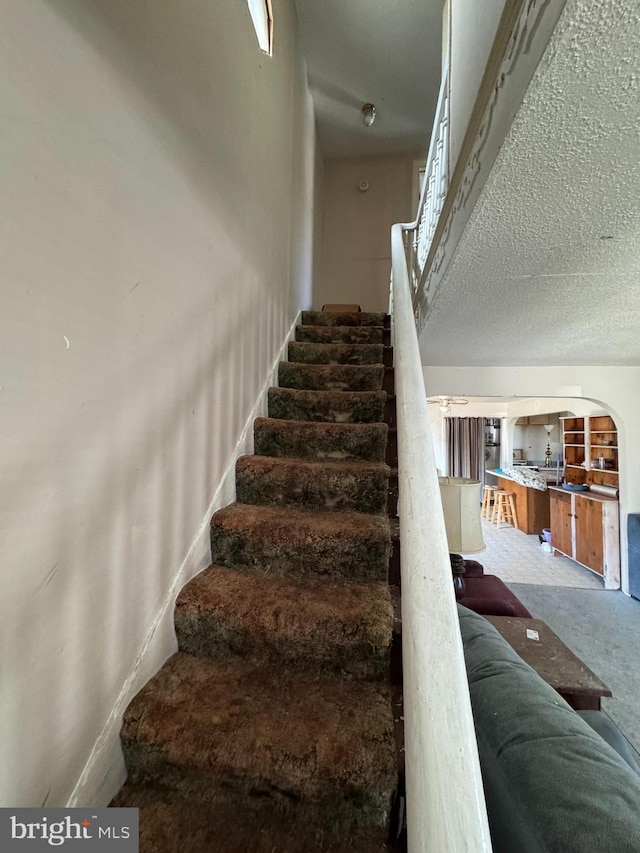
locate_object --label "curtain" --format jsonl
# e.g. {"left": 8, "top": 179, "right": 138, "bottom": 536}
{"left": 445, "top": 417, "right": 486, "bottom": 484}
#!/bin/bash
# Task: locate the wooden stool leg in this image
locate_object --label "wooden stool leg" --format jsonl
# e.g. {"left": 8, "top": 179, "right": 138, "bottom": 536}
{"left": 481, "top": 488, "right": 492, "bottom": 520}
{"left": 508, "top": 494, "right": 518, "bottom": 529}
{"left": 493, "top": 494, "right": 503, "bottom": 527}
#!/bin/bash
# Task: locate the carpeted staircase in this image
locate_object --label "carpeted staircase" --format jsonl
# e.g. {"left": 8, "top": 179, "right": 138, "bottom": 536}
{"left": 113, "top": 311, "right": 400, "bottom": 851}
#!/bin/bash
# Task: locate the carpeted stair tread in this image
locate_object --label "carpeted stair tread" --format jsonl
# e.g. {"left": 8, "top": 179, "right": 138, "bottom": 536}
{"left": 236, "top": 455, "right": 390, "bottom": 514}
{"left": 113, "top": 305, "right": 397, "bottom": 842}
{"left": 295, "top": 324, "right": 385, "bottom": 345}
{"left": 112, "top": 783, "right": 390, "bottom": 852}
{"left": 175, "top": 564, "right": 392, "bottom": 678}
{"left": 268, "top": 387, "right": 387, "bottom": 423}
{"left": 210, "top": 502, "right": 390, "bottom": 582}
{"left": 288, "top": 341, "right": 384, "bottom": 365}
{"left": 254, "top": 417, "right": 388, "bottom": 463}
{"left": 302, "top": 311, "right": 387, "bottom": 327}
{"left": 121, "top": 653, "right": 396, "bottom": 831}
{"left": 279, "top": 362, "right": 385, "bottom": 392}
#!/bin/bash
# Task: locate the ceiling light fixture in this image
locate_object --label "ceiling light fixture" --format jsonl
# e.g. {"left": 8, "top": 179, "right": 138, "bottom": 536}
{"left": 362, "top": 103, "right": 376, "bottom": 127}
{"left": 427, "top": 396, "right": 469, "bottom": 416}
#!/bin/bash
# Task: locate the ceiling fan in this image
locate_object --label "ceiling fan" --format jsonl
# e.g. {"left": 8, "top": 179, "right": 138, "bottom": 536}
{"left": 427, "top": 396, "right": 469, "bottom": 415}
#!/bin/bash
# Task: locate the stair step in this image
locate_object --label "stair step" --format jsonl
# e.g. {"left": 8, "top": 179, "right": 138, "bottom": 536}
{"left": 268, "top": 388, "right": 387, "bottom": 423}
{"left": 210, "top": 503, "right": 391, "bottom": 582}
{"left": 295, "top": 324, "right": 385, "bottom": 345}
{"left": 254, "top": 418, "right": 388, "bottom": 463}
{"left": 112, "top": 783, "right": 390, "bottom": 852}
{"left": 175, "top": 565, "right": 392, "bottom": 679}
{"left": 288, "top": 341, "right": 386, "bottom": 366}
{"left": 279, "top": 362, "right": 385, "bottom": 392}
{"left": 302, "top": 311, "right": 387, "bottom": 327}
{"left": 121, "top": 654, "right": 396, "bottom": 834}
{"left": 236, "top": 455, "right": 390, "bottom": 514}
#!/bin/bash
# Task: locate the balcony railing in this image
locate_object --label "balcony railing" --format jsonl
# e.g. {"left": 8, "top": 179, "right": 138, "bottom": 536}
{"left": 409, "top": 63, "right": 450, "bottom": 305}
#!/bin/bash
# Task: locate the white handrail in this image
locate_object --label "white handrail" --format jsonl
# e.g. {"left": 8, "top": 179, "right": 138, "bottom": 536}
{"left": 391, "top": 223, "right": 492, "bottom": 852}
{"left": 388, "top": 2, "right": 567, "bottom": 844}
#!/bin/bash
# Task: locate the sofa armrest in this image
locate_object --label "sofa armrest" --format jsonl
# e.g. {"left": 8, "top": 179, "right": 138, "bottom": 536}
{"left": 462, "top": 559, "right": 485, "bottom": 577}
{"left": 577, "top": 710, "right": 640, "bottom": 774}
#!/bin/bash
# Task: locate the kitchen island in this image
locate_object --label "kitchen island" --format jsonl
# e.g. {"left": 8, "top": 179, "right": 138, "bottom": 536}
{"left": 486, "top": 470, "right": 551, "bottom": 535}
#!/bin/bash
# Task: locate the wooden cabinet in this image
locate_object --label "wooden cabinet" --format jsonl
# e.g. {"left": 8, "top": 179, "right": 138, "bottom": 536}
{"left": 561, "top": 415, "right": 618, "bottom": 489}
{"left": 575, "top": 495, "right": 604, "bottom": 575}
{"left": 550, "top": 489, "right": 572, "bottom": 557}
{"left": 549, "top": 487, "right": 620, "bottom": 588}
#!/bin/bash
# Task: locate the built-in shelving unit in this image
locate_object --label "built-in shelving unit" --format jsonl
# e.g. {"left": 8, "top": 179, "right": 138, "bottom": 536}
{"left": 561, "top": 415, "right": 619, "bottom": 488}
{"left": 552, "top": 415, "right": 620, "bottom": 588}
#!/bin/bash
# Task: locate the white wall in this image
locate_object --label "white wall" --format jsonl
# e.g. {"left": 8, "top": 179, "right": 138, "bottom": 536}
{"left": 449, "top": 0, "right": 505, "bottom": 167}
{"left": 317, "top": 154, "right": 418, "bottom": 311}
{"left": 513, "top": 416, "right": 563, "bottom": 465}
{"left": 423, "top": 366, "right": 640, "bottom": 593}
{"left": 0, "top": 0, "right": 318, "bottom": 807}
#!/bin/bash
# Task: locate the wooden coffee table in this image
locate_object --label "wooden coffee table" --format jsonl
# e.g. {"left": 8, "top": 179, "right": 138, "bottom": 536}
{"left": 484, "top": 615, "right": 612, "bottom": 710}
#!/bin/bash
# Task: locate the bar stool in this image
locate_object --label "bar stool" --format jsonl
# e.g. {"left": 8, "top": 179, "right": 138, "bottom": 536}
{"left": 492, "top": 490, "right": 518, "bottom": 529}
{"left": 481, "top": 485, "right": 495, "bottom": 520}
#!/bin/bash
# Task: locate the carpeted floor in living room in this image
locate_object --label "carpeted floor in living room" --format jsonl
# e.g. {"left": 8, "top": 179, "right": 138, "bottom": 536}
{"left": 463, "top": 518, "right": 640, "bottom": 761}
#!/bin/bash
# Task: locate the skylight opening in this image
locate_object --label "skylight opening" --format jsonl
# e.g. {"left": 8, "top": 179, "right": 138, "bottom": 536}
{"left": 247, "top": 0, "right": 273, "bottom": 56}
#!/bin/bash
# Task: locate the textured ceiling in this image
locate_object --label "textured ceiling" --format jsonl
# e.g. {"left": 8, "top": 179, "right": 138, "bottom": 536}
{"left": 420, "top": 0, "right": 640, "bottom": 367}
{"left": 293, "top": 0, "right": 443, "bottom": 158}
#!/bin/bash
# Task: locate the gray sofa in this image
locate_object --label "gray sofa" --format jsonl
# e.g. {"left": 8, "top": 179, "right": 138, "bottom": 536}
{"left": 458, "top": 605, "right": 640, "bottom": 852}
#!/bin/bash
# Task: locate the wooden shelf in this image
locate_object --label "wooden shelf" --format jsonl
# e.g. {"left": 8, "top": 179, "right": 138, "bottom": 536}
{"left": 561, "top": 415, "right": 619, "bottom": 489}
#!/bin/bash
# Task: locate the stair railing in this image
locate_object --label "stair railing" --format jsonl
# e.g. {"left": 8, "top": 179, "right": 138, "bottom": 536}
{"left": 389, "top": 50, "right": 490, "bottom": 850}
{"left": 391, "top": 224, "right": 492, "bottom": 852}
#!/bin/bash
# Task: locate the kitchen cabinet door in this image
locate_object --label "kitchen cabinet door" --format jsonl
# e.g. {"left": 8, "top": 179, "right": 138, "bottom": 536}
{"left": 550, "top": 491, "right": 572, "bottom": 557}
{"left": 575, "top": 495, "right": 604, "bottom": 575}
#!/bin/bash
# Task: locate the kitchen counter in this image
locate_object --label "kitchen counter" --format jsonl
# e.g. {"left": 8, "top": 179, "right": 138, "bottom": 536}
{"left": 486, "top": 470, "right": 551, "bottom": 535}
{"left": 488, "top": 467, "right": 562, "bottom": 485}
